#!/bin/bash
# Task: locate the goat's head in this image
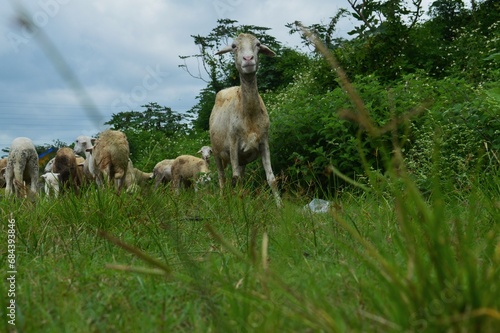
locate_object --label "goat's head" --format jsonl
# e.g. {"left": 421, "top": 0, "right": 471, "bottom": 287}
{"left": 216, "top": 33, "right": 275, "bottom": 75}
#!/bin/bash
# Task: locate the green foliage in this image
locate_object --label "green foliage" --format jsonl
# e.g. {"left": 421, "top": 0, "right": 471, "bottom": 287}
{"left": 405, "top": 77, "right": 500, "bottom": 191}
{"left": 105, "top": 102, "right": 188, "bottom": 136}
{"left": 268, "top": 67, "right": 500, "bottom": 195}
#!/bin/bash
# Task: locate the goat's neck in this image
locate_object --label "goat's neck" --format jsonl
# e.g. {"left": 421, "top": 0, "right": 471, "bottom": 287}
{"left": 239, "top": 73, "right": 261, "bottom": 112}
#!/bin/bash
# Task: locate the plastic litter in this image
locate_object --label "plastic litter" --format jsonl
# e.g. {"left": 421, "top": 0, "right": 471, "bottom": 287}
{"left": 304, "top": 198, "right": 331, "bottom": 213}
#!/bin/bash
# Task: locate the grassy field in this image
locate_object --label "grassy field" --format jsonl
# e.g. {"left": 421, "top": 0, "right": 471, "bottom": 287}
{"left": 1, "top": 166, "right": 499, "bottom": 332}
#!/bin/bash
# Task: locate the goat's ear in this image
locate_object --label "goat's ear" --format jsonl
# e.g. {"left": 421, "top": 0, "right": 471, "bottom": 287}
{"left": 216, "top": 44, "right": 234, "bottom": 55}
{"left": 259, "top": 44, "right": 276, "bottom": 57}
{"left": 91, "top": 138, "right": 97, "bottom": 145}
{"left": 1, "top": 167, "right": 6, "bottom": 177}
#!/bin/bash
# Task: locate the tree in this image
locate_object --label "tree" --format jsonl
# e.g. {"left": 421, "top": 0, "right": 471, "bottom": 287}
{"left": 105, "top": 102, "right": 188, "bottom": 136}
{"left": 428, "top": 0, "right": 466, "bottom": 41}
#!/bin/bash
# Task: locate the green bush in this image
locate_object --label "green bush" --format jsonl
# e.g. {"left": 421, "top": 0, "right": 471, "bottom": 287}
{"left": 267, "top": 68, "right": 500, "bottom": 195}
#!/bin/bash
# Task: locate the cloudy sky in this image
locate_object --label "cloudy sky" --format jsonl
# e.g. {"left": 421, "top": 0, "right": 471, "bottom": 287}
{"left": 0, "top": 0, "right": 437, "bottom": 156}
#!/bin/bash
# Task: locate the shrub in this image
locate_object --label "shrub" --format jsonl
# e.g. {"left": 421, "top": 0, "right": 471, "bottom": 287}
{"left": 267, "top": 68, "right": 500, "bottom": 195}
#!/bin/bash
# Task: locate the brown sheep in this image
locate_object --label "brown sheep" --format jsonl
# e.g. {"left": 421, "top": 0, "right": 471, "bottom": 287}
{"left": 0, "top": 157, "right": 7, "bottom": 187}
{"left": 171, "top": 155, "right": 210, "bottom": 193}
{"left": 53, "top": 147, "right": 82, "bottom": 195}
{"left": 90, "top": 130, "right": 129, "bottom": 192}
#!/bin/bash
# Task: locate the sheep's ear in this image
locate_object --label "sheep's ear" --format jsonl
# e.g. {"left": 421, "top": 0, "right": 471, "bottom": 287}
{"left": 259, "top": 44, "right": 276, "bottom": 57}
{"left": 216, "top": 44, "right": 234, "bottom": 55}
{"left": 91, "top": 138, "right": 97, "bottom": 145}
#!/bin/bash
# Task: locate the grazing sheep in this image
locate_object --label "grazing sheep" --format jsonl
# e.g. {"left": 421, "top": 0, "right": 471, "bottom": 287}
{"left": 2, "top": 137, "right": 38, "bottom": 198}
{"left": 53, "top": 147, "right": 82, "bottom": 195}
{"left": 73, "top": 135, "right": 96, "bottom": 180}
{"left": 152, "top": 159, "right": 175, "bottom": 188}
{"left": 89, "top": 130, "right": 130, "bottom": 192}
{"left": 124, "top": 159, "right": 153, "bottom": 192}
{"left": 45, "top": 155, "right": 85, "bottom": 173}
{"left": 41, "top": 172, "right": 60, "bottom": 197}
{"left": 0, "top": 158, "right": 7, "bottom": 187}
{"left": 44, "top": 158, "right": 55, "bottom": 173}
{"left": 209, "top": 33, "right": 281, "bottom": 206}
{"left": 171, "top": 155, "right": 210, "bottom": 193}
{"left": 197, "top": 146, "right": 212, "bottom": 164}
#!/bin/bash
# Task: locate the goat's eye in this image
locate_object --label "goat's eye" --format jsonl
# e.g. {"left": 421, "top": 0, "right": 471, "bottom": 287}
{"left": 256, "top": 42, "right": 261, "bottom": 47}
{"left": 231, "top": 43, "right": 237, "bottom": 49}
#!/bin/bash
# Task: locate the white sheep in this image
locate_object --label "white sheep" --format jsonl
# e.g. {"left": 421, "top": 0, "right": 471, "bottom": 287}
{"left": 170, "top": 155, "right": 210, "bottom": 193}
{"left": 89, "top": 130, "right": 130, "bottom": 192}
{"left": 2, "top": 137, "right": 39, "bottom": 198}
{"left": 41, "top": 172, "right": 60, "bottom": 197}
{"left": 209, "top": 33, "right": 281, "bottom": 206}
{"left": 197, "top": 146, "right": 212, "bottom": 164}
{"left": 152, "top": 159, "right": 175, "bottom": 188}
{"left": 124, "top": 159, "right": 153, "bottom": 192}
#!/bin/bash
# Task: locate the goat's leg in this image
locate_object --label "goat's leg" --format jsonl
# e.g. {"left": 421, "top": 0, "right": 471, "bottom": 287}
{"left": 260, "top": 141, "right": 281, "bottom": 207}
{"left": 214, "top": 155, "right": 226, "bottom": 191}
{"left": 230, "top": 143, "right": 243, "bottom": 186}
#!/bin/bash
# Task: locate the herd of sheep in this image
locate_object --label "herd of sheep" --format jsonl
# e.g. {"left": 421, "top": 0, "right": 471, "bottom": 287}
{"left": 0, "top": 33, "right": 282, "bottom": 206}
{"left": 0, "top": 132, "right": 213, "bottom": 198}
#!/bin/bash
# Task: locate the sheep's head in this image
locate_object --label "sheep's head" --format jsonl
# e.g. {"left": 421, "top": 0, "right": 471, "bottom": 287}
{"left": 74, "top": 135, "right": 95, "bottom": 155}
{"left": 197, "top": 146, "right": 212, "bottom": 164}
{"left": 216, "top": 33, "right": 275, "bottom": 75}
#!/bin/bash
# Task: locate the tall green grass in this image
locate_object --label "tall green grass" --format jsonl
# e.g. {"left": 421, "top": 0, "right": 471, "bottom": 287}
{"left": 1, "top": 166, "right": 498, "bottom": 332}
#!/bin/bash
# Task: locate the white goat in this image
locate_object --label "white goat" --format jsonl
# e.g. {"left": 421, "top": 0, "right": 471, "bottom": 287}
{"left": 89, "top": 130, "right": 130, "bottom": 192}
{"left": 73, "top": 135, "right": 95, "bottom": 180}
{"left": 2, "top": 137, "right": 39, "bottom": 198}
{"left": 209, "top": 33, "right": 281, "bottom": 206}
{"left": 152, "top": 159, "right": 175, "bottom": 188}
{"left": 41, "top": 172, "right": 60, "bottom": 197}
{"left": 171, "top": 155, "right": 210, "bottom": 193}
